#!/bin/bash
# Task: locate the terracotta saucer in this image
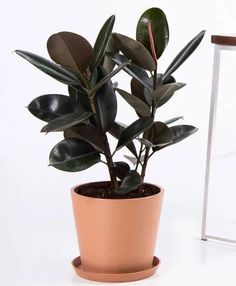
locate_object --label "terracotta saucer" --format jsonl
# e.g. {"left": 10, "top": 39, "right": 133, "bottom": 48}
{"left": 72, "top": 256, "right": 160, "bottom": 283}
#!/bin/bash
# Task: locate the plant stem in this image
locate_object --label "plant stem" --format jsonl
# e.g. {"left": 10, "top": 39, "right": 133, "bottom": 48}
{"left": 102, "top": 134, "right": 118, "bottom": 189}
{"left": 140, "top": 147, "right": 150, "bottom": 183}
{"left": 135, "top": 142, "right": 143, "bottom": 171}
{"left": 140, "top": 66, "right": 157, "bottom": 183}
{"left": 153, "top": 68, "right": 157, "bottom": 91}
{"left": 89, "top": 94, "right": 118, "bottom": 190}
{"left": 148, "top": 151, "right": 155, "bottom": 159}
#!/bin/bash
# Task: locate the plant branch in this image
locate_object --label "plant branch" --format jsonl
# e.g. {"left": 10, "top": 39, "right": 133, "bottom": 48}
{"left": 135, "top": 142, "right": 144, "bottom": 171}
{"left": 89, "top": 92, "right": 118, "bottom": 189}
{"left": 100, "top": 159, "right": 108, "bottom": 165}
{"left": 148, "top": 151, "right": 155, "bottom": 159}
{"left": 140, "top": 147, "right": 150, "bottom": 183}
{"left": 102, "top": 134, "right": 118, "bottom": 189}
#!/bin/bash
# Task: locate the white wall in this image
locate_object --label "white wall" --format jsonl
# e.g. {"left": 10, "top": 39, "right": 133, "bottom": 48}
{"left": 1, "top": 0, "right": 236, "bottom": 285}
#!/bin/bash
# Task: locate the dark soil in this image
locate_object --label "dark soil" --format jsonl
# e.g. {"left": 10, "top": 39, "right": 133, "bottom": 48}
{"left": 75, "top": 182, "right": 160, "bottom": 199}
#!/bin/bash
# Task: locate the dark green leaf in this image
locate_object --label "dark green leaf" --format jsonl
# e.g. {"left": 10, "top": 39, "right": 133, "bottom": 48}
{"left": 131, "top": 78, "right": 152, "bottom": 106}
{"left": 15, "top": 50, "right": 80, "bottom": 86}
{"left": 47, "top": 32, "right": 93, "bottom": 73}
{"left": 116, "top": 88, "right": 150, "bottom": 117}
{"left": 113, "top": 161, "right": 130, "bottom": 180}
{"left": 41, "top": 112, "right": 92, "bottom": 132}
{"left": 115, "top": 170, "right": 141, "bottom": 194}
{"left": 112, "top": 33, "right": 155, "bottom": 71}
{"left": 49, "top": 138, "right": 100, "bottom": 172}
{"left": 106, "top": 53, "right": 150, "bottom": 89}
{"left": 116, "top": 117, "right": 153, "bottom": 151}
{"left": 164, "top": 116, "right": 183, "bottom": 125}
{"left": 68, "top": 85, "right": 77, "bottom": 98}
{"left": 90, "top": 15, "right": 115, "bottom": 71}
{"left": 68, "top": 86, "right": 91, "bottom": 111}
{"left": 136, "top": 8, "right": 169, "bottom": 59}
{"left": 136, "top": 138, "right": 155, "bottom": 148}
{"left": 153, "top": 124, "right": 198, "bottom": 152}
{"left": 27, "top": 94, "right": 83, "bottom": 122}
{"left": 163, "top": 30, "right": 206, "bottom": 80}
{"left": 163, "top": 74, "right": 176, "bottom": 85}
{"left": 102, "top": 36, "right": 119, "bottom": 73}
{"left": 90, "top": 60, "right": 130, "bottom": 94}
{"left": 109, "top": 122, "right": 137, "bottom": 157}
{"left": 153, "top": 82, "right": 186, "bottom": 108}
{"left": 143, "top": 121, "right": 172, "bottom": 146}
{"left": 124, "top": 154, "right": 145, "bottom": 165}
{"left": 64, "top": 125, "right": 105, "bottom": 152}
{"left": 170, "top": 125, "right": 198, "bottom": 144}
{"left": 94, "top": 66, "right": 117, "bottom": 131}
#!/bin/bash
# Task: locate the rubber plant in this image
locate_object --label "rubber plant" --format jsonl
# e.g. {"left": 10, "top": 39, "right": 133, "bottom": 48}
{"left": 15, "top": 9, "right": 204, "bottom": 195}
{"left": 16, "top": 7, "right": 205, "bottom": 282}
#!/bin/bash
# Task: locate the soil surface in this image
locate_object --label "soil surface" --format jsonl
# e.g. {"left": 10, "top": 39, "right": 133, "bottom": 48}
{"left": 75, "top": 182, "right": 160, "bottom": 199}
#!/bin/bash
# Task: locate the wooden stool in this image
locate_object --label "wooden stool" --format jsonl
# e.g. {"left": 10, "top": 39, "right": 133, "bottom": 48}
{"left": 201, "top": 35, "right": 236, "bottom": 244}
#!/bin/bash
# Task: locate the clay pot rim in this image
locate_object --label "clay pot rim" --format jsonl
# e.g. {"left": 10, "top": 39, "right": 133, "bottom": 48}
{"left": 71, "top": 181, "right": 164, "bottom": 202}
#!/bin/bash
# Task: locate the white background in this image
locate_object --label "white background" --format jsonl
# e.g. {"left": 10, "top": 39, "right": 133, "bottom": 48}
{"left": 1, "top": 0, "right": 236, "bottom": 285}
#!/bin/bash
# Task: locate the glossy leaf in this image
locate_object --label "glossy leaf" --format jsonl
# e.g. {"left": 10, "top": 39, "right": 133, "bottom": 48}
{"left": 90, "top": 15, "right": 115, "bottom": 71}
{"left": 112, "top": 33, "right": 155, "bottom": 71}
{"left": 165, "top": 116, "right": 183, "bottom": 125}
{"left": 131, "top": 78, "right": 152, "bottom": 106}
{"left": 49, "top": 138, "right": 100, "bottom": 172}
{"left": 94, "top": 66, "right": 117, "bottom": 131}
{"left": 116, "top": 117, "right": 153, "bottom": 151}
{"left": 90, "top": 60, "right": 130, "bottom": 94}
{"left": 163, "top": 74, "right": 176, "bottom": 85}
{"left": 153, "top": 124, "right": 198, "bottom": 152}
{"left": 15, "top": 50, "right": 80, "bottom": 86}
{"left": 115, "top": 170, "right": 141, "bottom": 194}
{"left": 68, "top": 86, "right": 91, "bottom": 111}
{"left": 170, "top": 125, "right": 198, "bottom": 144}
{"left": 41, "top": 112, "right": 92, "bottom": 132}
{"left": 102, "top": 36, "right": 119, "bottom": 73}
{"left": 106, "top": 53, "right": 150, "bottom": 88}
{"left": 64, "top": 125, "right": 105, "bottom": 152}
{"left": 113, "top": 161, "right": 130, "bottom": 180}
{"left": 163, "top": 30, "right": 206, "bottom": 80}
{"left": 116, "top": 88, "right": 150, "bottom": 117}
{"left": 47, "top": 32, "right": 93, "bottom": 73}
{"left": 136, "top": 138, "right": 155, "bottom": 148}
{"left": 27, "top": 94, "right": 83, "bottom": 122}
{"left": 109, "top": 122, "right": 137, "bottom": 157}
{"left": 124, "top": 154, "right": 145, "bottom": 165}
{"left": 143, "top": 121, "right": 172, "bottom": 146}
{"left": 136, "top": 8, "right": 169, "bottom": 59}
{"left": 153, "top": 82, "right": 186, "bottom": 107}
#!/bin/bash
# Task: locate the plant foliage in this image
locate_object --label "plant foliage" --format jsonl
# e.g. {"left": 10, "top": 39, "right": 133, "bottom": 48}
{"left": 16, "top": 8, "right": 205, "bottom": 194}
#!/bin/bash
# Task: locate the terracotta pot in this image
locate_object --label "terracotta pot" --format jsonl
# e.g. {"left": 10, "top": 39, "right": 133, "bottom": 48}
{"left": 71, "top": 181, "right": 164, "bottom": 282}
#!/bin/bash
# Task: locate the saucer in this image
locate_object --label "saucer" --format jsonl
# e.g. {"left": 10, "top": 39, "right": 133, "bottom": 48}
{"left": 72, "top": 256, "right": 160, "bottom": 282}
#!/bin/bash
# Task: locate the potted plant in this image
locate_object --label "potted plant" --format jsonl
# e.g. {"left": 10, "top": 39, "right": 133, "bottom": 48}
{"left": 16, "top": 7, "right": 205, "bottom": 283}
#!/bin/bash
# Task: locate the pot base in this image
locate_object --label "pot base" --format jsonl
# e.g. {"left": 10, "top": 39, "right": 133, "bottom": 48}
{"left": 72, "top": 256, "right": 160, "bottom": 282}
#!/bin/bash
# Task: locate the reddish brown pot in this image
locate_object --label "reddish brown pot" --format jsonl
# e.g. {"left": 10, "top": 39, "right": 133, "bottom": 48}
{"left": 71, "top": 181, "right": 164, "bottom": 282}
